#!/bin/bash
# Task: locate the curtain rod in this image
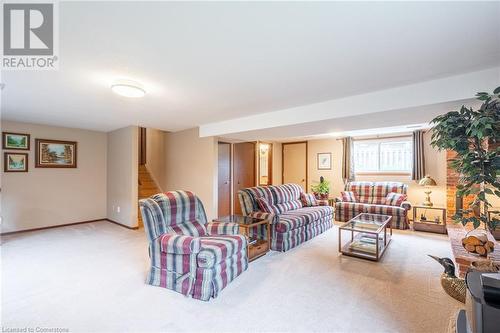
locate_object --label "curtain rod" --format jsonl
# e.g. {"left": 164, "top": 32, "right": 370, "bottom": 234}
{"left": 335, "top": 130, "right": 428, "bottom": 141}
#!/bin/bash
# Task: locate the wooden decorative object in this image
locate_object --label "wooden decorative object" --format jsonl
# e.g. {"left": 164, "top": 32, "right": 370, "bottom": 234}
{"left": 462, "top": 232, "right": 495, "bottom": 257}
{"left": 35, "top": 139, "right": 77, "bottom": 168}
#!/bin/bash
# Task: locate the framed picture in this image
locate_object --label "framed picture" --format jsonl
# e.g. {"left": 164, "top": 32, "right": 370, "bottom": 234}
{"left": 317, "top": 152, "right": 332, "bottom": 170}
{"left": 4, "top": 152, "right": 28, "bottom": 172}
{"left": 2, "top": 132, "right": 30, "bottom": 150}
{"left": 35, "top": 139, "right": 77, "bottom": 168}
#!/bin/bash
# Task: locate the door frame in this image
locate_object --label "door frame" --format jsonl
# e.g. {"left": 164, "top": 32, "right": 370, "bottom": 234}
{"left": 218, "top": 141, "right": 232, "bottom": 217}
{"left": 282, "top": 141, "right": 308, "bottom": 191}
{"left": 233, "top": 141, "right": 257, "bottom": 214}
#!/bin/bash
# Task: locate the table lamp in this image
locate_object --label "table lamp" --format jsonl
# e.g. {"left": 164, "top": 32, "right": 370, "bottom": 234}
{"left": 418, "top": 175, "right": 437, "bottom": 207}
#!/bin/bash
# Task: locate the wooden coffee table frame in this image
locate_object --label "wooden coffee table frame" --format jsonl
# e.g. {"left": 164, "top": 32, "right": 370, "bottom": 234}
{"left": 338, "top": 213, "right": 392, "bottom": 262}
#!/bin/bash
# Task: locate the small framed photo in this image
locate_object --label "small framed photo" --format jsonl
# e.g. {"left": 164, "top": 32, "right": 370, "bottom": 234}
{"left": 2, "top": 132, "right": 30, "bottom": 150}
{"left": 35, "top": 139, "right": 77, "bottom": 168}
{"left": 317, "top": 152, "right": 332, "bottom": 170}
{"left": 4, "top": 152, "right": 29, "bottom": 172}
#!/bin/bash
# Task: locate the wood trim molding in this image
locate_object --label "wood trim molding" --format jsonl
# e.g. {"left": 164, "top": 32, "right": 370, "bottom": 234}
{"left": 106, "top": 219, "right": 140, "bottom": 230}
{"left": 0, "top": 219, "right": 106, "bottom": 236}
{"left": 0, "top": 218, "right": 140, "bottom": 236}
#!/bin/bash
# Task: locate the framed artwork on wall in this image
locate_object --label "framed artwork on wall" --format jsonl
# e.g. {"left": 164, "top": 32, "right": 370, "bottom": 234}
{"left": 4, "top": 152, "right": 28, "bottom": 172}
{"left": 317, "top": 152, "right": 332, "bottom": 170}
{"left": 2, "top": 132, "right": 30, "bottom": 150}
{"left": 35, "top": 139, "right": 77, "bottom": 168}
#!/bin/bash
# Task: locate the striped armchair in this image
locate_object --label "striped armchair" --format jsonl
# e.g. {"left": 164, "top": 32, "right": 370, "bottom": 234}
{"left": 335, "top": 182, "right": 411, "bottom": 229}
{"left": 139, "top": 190, "right": 248, "bottom": 301}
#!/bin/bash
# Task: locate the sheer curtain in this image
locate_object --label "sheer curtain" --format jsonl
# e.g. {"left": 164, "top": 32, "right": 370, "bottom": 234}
{"left": 342, "top": 137, "right": 354, "bottom": 184}
{"left": 412, "top": 130, "right": 425, "bottom": 181}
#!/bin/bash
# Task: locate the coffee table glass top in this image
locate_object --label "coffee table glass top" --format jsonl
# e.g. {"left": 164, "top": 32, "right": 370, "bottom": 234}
{"left": 340, "top": 213, "right": 392, "bottom": 233}
{"left": 214, "top": 215, "right": 265, "bottom": 225}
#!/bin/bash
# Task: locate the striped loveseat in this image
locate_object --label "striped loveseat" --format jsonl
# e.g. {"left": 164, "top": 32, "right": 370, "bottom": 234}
{"left": 335, "top": 182, "right": 411, "bottom": 229}
{"left": 139, "top": 190, "right": 248, "bottom": 301}
{"left": 238, "top": 184, "right": 334, "bottom": 252}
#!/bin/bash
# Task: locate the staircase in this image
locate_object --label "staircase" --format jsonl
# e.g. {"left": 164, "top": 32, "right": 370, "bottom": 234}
{"left": 138, "top": 165, "right": 162, "bottom": 227}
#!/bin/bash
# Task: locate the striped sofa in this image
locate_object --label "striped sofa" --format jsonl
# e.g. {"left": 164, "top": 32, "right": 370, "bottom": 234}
{"left": 139, "top": 190, "right": 248, "bottom": 301}
{"left": 335, "top": 182, "right": 411, "bottom": 229}
{"left": 238, "top": 184, "right": 334, "bottom": 252}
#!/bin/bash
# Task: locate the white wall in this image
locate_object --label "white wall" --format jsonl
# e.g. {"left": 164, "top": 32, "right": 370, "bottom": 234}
{"left": 146, "top": 127, "right": 166, "bottom": 190}
{"left": 1, "top": 121, "right": 107, "bottom": 233}
{"left": 162, "top": 128, "right": 218, "bottom": 220}
{"left": 106, "top": 126, "right": 138, "bottom": 228}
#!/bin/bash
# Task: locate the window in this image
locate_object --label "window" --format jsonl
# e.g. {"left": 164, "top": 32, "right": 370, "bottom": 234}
{"left": 353, "top": 137, "right": 412, "bottom": 174}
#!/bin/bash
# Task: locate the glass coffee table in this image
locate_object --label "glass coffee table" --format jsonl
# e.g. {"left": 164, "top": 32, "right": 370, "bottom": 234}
{"left": 338, "top": 213, "right": 392, "bottom": 261}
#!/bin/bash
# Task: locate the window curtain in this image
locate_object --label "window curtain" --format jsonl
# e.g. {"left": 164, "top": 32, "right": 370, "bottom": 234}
{"left": 412, "top": 130, "right": 425, "bottom": 181}
{"left": 342, "top": 136, "right": 354, "bottom": 184}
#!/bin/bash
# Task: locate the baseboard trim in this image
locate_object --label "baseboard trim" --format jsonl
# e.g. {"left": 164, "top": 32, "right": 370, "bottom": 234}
{"left": 106, "top": 219, "right": 139, "bottom": 230}
{"left": 0, "top": 219, "right": 106, "bottom": 236}
{"left": 1, "top": 218, "right": 140, "bottom": 236}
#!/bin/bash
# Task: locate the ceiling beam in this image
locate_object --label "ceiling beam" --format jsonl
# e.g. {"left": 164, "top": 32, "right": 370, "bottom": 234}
{"left": 199, "top": 67, "right": 500, "bottom": 137}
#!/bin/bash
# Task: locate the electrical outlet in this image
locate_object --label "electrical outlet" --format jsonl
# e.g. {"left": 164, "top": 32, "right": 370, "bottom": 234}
{"left": 117, "top": 206, "right": 121, "bottom": 213}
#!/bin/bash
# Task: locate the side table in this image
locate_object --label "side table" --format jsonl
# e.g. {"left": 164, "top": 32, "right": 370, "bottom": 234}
{"left": 412, "top": 206, "right": 447, "bottom": 234}
{"left": 212, "top": 215, "right": 270, "bottom": 262}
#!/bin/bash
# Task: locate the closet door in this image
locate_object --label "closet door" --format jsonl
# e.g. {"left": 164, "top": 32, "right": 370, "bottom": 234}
{"left": 282, "top": 142, "right": 307, "bottom": 192}
{"left": 233, "top": 142, "right": 256, "bottom": 214}
{"left": 217, "top": 142, "right": 231, "bottom": 217}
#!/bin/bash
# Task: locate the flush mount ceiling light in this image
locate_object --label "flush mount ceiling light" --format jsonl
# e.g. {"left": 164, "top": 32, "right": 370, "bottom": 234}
{"left": 111, "top": 79, "right": 145, "bottom": 98}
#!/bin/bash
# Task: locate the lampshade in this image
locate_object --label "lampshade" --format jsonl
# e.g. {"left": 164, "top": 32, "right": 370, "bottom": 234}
{"left": 418, "top": 175, "right": 437, "bottom": 187}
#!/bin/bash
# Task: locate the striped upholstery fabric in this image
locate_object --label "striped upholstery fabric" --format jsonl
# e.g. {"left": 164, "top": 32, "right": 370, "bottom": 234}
{"left": 300, "top": 192, "right": 318, "bottom": 207}
{"left": 341, "top": 191, "right": 357, "bottom": 202}
{"left": 139, "top": 190, "right": 248, "bottom": 301}
{"left": 257, "top": 197, "right": 281, "bottom": 214}
{"left": 335, "top": 182, "right": 410, "bottom": 229}
{"left": 385, "top": 192, "right": 407, "bottom": 206}
{"left": 238, "top": 184, "right": 333, "bottom": 252}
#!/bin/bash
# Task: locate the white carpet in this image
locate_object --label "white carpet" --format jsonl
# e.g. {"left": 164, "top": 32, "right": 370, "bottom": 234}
{"left": 1, "top": 221, "right": 463, "bottom": 332}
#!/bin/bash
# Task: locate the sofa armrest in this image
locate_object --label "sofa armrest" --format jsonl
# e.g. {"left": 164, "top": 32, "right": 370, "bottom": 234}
{"left": 206, "top": 222, "right": 239, "bottom": 235}
{"left": 400, "top": 201, "right": 412, "bottom": 211}
{"left": 158, "top": 234, "right": 201, "bottom": 254}
{"left": 248, "top": 211, "right": 277, "bottom": 224}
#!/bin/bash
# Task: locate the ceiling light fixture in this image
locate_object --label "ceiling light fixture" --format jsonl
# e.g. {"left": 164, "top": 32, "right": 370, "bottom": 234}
{"left": 111, "top": 79, "right": 145, "bottom": 98}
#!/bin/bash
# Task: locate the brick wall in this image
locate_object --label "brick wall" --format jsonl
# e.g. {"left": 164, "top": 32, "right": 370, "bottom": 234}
{"left": 446, "top": 150, "right": 475, "bottom": 224}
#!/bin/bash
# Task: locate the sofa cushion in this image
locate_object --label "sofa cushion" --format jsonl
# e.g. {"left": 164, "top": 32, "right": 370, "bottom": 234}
{"left": 384, "top": 192, "right": 407, "bottom": 206}
{"left": 275, "top": 200, "right": 303, "bottom": 213}
{"left": 257, "top": 197, "right": 281, "bottom": 215}
{"left": 301, "top": 192, "right": 318, "bottom": 207}
{"left": 276, "top": 206, "right": 333, "bottom": 232}
{"left": 364, "top": 204, "right": 406, "bottom": 217}
{"left": 341, "top": 191, "right": 357, "bottom": 202}
{"left": 166, "top": 220, "right": 207, "bottom": 237}
{"left": 270, "top": 184, "right": 302, "bottom": 204}
{"left": 197, "top": 235, "right": 246, "bottom": 268}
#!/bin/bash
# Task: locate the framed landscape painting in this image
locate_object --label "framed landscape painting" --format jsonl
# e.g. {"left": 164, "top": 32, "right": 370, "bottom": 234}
{"left": 317, "top": 152, "right": 332, "bottom": 170}
{"left": 35, "top": 139, "right": 77, "bottom": 168}
{"left": 4, "top": 153, "right": 28, "bottom": 172}
{"left": 2, "top": 132, "right": 30, "bottom": 150}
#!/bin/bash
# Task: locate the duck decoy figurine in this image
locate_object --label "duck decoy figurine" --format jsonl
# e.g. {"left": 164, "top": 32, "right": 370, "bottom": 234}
{"left": 428, "top": 255, "right": 466, "bottom": 303}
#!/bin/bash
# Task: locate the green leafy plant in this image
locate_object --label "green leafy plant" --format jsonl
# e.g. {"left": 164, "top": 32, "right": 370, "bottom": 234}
{"left": 311, "top": 176, "right": 330, "bottom": 195}
{"left": 430, "top": 86, "right": 500, "bottom": 230}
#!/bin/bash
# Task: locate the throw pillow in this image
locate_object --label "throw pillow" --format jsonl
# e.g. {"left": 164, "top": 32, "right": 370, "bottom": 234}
{"left": 385, "top": 192, "right": 407, "bottom": 206}
{"left": 341, "top": 191, "right": 357, "bottom": 202}
{"left": 257, "top": 197, "right": 281, "bottom": 215}
{"left": 300, "top": 192, "right": 318, "bottom": 207}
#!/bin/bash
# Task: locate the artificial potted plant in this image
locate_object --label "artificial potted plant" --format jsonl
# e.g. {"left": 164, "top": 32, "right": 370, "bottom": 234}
{"left": 430, "top": 86, "right": 500, "bottom": 253}
{"left": 311, "top": 176, "right": 330, "bottom": 200}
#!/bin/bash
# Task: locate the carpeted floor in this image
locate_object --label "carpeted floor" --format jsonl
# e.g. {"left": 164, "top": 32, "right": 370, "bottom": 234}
{"left": 1, "top": 221, "right": 463, "bottom": 332}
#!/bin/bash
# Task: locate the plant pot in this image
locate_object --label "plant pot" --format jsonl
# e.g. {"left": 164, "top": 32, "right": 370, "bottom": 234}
{"left": 488, "top": 226, "right": 500, "bottom": 241}
{"left": 314, "top": 192, "right": 329, "bottom": 200}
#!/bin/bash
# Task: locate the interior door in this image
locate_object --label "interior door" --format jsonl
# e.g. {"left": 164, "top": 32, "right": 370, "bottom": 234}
{"left": 282, "top": 142, "right": 307, "bottom": 192}
{"left": 233, "top": 142, "right": 256, "bottom": 214}
{"left": 217, "top": 142, "right": 231, "bottom": 217}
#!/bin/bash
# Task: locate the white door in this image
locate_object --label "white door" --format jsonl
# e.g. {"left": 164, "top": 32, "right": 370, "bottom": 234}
{"left": 283, "top": 142, "right": 307, "bottom": 191}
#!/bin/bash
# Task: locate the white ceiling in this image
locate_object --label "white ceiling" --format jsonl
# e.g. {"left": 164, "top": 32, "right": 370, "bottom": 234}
{"left": 1, "top": 1, "right": 500, "bottom": 133}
